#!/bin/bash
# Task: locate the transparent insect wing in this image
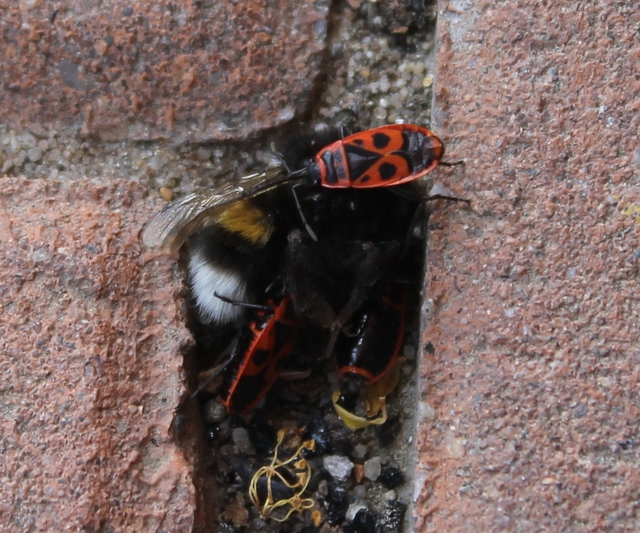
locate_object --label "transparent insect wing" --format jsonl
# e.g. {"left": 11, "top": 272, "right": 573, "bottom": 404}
{"left": 142, "top": 168, "right": 288, "bottom": 253}
{"left": 142, "top": 190, "right": 234, "bottom": 253}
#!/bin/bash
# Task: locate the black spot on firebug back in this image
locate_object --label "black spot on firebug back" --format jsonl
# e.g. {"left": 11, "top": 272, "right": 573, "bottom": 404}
{"left": 372, "top": 132, "right": 391, "bottom": 150}
{"left": 379, "top": 162, "right": 397, "bottom": 181}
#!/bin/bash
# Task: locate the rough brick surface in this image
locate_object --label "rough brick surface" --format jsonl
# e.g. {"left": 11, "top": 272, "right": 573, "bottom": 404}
{"left": 415, "top": 1, "right": 640, "bottom": 531}
{"left": 0, "top": 0, "right": 329, "bottom": 142}
{"left": 0, "top": 179, "right": 195, "bottom": 532}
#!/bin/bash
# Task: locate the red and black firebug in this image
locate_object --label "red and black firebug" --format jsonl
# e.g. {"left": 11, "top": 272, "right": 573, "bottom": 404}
{"left": 306, "top": 124, "right": 448, "bottom": 188}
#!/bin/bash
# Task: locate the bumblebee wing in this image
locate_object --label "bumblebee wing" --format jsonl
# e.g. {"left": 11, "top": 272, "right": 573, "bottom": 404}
{"left": 142, "top": 191, "right": 232, "bottom": 253}
{"left": 142, "top": 168, "right": 288, "bottom": 253}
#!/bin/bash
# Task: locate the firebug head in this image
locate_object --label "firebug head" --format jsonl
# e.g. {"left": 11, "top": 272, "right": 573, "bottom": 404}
{"left": 306, "top": 161, "right": 322, "bottom": 186}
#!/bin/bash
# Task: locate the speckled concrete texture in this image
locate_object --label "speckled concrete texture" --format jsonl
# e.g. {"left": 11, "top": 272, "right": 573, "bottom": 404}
{"left": 0, "top": 0, "right": 329, "bottom": 142}
{"left": 0, "top": 179, "right": 195, "bottom": 532}
{"left": 415, "top": 1, "right": 639, "bottom": 531}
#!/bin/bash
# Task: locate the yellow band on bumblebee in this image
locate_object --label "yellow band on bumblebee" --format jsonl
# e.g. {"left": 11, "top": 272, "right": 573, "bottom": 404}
{"left": 216, "top": 201, "right": 274, "bottom": 247}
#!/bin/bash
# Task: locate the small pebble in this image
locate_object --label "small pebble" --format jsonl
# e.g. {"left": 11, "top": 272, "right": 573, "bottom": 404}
{"left": 232, "top": 427, "right": 255, "bottom": 455}
{"left": 379, "top": 467, "right": 404, "bottom": 489}
{"left": 203, "top": 398, "right": 227, "bottom": 423}
{"left": 317, "top": 479, "right": 329, "bottom": 497}
{"left": 383, "top": 489, "right": 397, "bottom": 501}
{"left": 159, "top": 187, "right": 173, "bottom": 202}
{"left": 148, "top": 154, "right": 163, "bottom": 171}
{"left": 403, "top": 345, "right": 416, "bottom": 360}
{"left": 373, "top": 106, "right": 387, "bottom": 120}
{"left": 352, "top": 485, "right": 367, "bottom": 498}
{"left": 15, "top": 150, "right": 26, "bottom": 166}
{"left": 323, "top": 455, "right": 354, "bottom": 482}
{"left": 345, "top": 500, "right": 368, "bottom": 521}
{"left": 379, "top": 501, "right": 407, "bottom": 533}
{"left": 353, "top": 463, "right": 365, "bottom": 483}
{"left": 27, "top": 146, "right": 42, "bottom": 163}
{"left": 364, "top": 457, "right": 381, "bottom": 481}
{"left": 47, "top": 147, "right": 61, "bottom": 163}
{"left": 352, "top": 443, "right": 368, "bottom": 460}
{"left": 18, "top": 132, "right": 37, "bottom": 148}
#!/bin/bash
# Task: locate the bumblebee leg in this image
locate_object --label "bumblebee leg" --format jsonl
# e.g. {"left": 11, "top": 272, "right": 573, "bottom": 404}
{"left": 291, "top": 183, "right": 318, "bottom": 242}
{"left": 176, "top": 350, "right": 235, "bottom": 411}
{"left": 323, "top": 242, "right": 391, "bottom": 359}
{"left": 213, "top": 291, "right": 271, "bottom": 312}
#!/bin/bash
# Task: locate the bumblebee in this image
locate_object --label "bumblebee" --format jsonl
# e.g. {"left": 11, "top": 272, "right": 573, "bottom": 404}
{"left": 142, "top": 126, "right": 347, "bottom": 326}
{"left": 179, "top": 184, "right": 293, "bottom": 325}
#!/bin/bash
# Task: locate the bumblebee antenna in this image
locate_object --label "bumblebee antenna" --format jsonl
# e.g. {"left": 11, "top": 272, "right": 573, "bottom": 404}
{"left": 269, "top": 142, "right": 309, "bottom": 178}
{"left": 270, "top": 142, "right": 292, "bottom": 174}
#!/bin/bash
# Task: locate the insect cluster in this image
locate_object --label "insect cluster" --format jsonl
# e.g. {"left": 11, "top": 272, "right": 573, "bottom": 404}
{"left": 143, "top": 120, "right": 460, "bottom": 526}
